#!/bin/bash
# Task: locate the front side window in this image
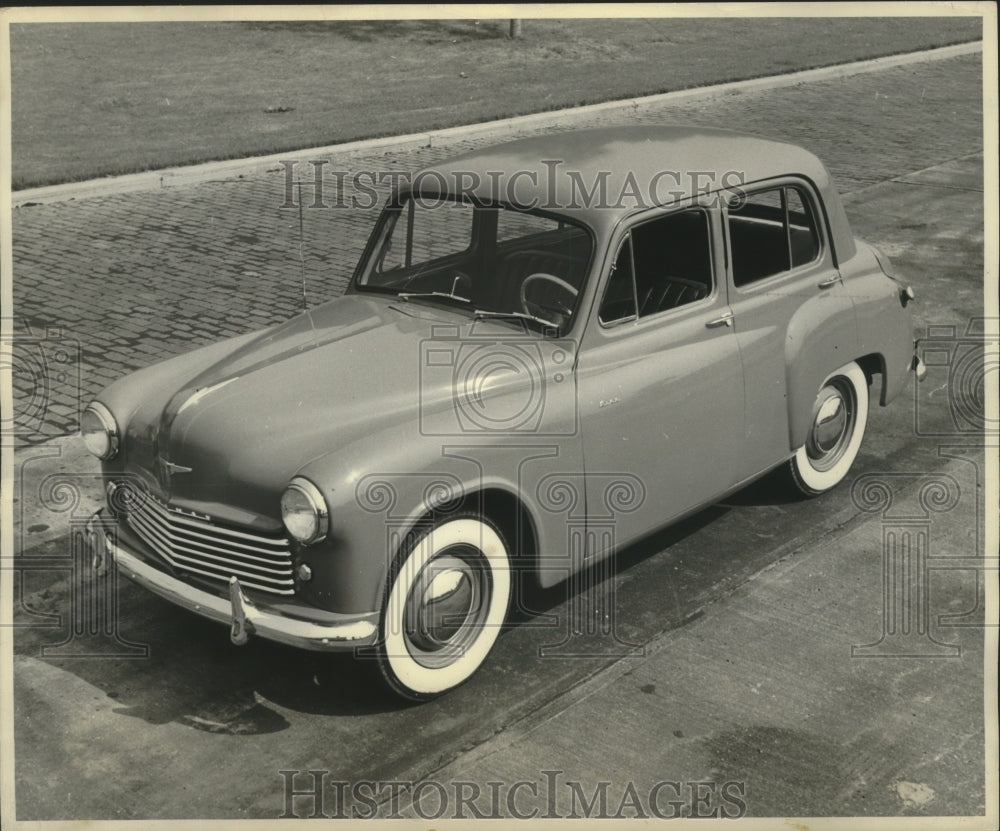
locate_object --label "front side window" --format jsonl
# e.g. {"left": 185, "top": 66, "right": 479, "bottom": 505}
{"left": 365, "top": 198, "right": 475, "bottom": 282}
{"left": 598, "top": 208, "right": 713, "bottom": 325}
{"left": 728, "top": 184, "right": 821, "bottom": 287}
{"left": 599, "top": 237, "right": 636, "bottom": 325}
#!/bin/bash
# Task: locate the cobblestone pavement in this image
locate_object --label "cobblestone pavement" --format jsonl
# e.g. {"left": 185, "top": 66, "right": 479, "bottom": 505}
{"left": 9, "top": 53, "right": 983, "bottom": 442}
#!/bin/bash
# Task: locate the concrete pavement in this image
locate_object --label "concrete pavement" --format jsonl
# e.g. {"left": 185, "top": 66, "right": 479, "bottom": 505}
{"left": 393, "top": 456, "right": 986, "bottom": 819}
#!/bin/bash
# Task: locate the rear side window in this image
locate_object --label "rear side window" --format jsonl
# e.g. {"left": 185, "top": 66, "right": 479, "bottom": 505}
{"left": 728, "top": 185, "right": 821, "bottom": 287}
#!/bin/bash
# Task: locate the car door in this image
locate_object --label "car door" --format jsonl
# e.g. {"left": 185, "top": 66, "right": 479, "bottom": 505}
{"left": 723, "top": 179, "right": 858, "bottom": 481}
{"left": 576, "top": 205, "right": 744, "bottom": 560}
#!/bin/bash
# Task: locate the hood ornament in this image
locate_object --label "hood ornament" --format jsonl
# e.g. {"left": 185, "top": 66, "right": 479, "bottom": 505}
{"left": 157, "top": 454, "right": 192, "bottom": 493}
{"left": 157, "top": 380, "right": 232, "bottom": 489}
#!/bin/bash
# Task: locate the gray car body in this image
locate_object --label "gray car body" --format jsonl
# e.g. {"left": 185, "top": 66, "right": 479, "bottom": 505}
{"left": 91, "top": 126, "right": 916, "bottom": 637}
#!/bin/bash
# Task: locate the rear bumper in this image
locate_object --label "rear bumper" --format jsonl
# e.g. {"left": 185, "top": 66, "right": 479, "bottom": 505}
{"left": 86, "top": 511, "right": 379, "bottom": 651}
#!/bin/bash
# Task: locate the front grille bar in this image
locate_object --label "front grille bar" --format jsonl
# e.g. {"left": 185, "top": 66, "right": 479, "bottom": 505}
{"left": 118, "top": 484, "right": 295, "bottom": 596}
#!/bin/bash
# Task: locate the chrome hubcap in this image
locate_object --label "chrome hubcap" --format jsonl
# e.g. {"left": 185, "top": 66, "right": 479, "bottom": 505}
{"left": 403, "top": 547, "right": 490, "bottom": 669}
{"left": 806, "top": 380, "right": 855, "bottom": 471}
{"left": 813, "top": 393, "right": 847, "bottom": 452}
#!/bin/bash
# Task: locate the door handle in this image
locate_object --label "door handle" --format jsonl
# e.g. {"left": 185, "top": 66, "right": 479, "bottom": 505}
{"left": 818, "top": 275, "right": 841, "bottom": 289}
{"left": 706, "top": 311, "right": 735, "bottom": 328}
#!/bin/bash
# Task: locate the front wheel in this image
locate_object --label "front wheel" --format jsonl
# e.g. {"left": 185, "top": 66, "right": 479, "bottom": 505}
{"left": 376, "top": 515, "right": 511, "bottom": 701}
{"left": 789, "top": 361, "right": 870, "bottom": 495}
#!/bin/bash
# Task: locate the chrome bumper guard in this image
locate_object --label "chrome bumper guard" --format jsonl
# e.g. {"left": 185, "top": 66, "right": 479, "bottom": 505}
{"left": 912, "top": 339, "right": 927, "bottom": 381}
{"left": 87, "top": 512, "right": 378, "bottom": 651}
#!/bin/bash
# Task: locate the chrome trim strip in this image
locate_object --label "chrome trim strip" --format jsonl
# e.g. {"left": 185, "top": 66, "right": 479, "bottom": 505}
{"left": 706, "top": 310, "right": 735, "bottom": 328}
{"left": 283, "top": 477, "right": 330, "bottom": 545}
{"left": 167, "top": 549, "right": 292, "bottom": 583}
{"left": 130, "top": 508, "right": 292, "bottom": 567}
{"left": 89, "top": 514, "right": 378, "bottom": 651}
{"left": 118, "top": 482, "right": 296, "bottom": 595}
{"left": 134, "top": 494, "right": 289, "bottom": 548}
{"left": 127, "top": 509, "right": 294, "bottom": 593}
{"left": 912, "top": 341, "right": 927, "bottom": 381}
{"left": 84, "top": 401, "right": 120, "bottom": 460}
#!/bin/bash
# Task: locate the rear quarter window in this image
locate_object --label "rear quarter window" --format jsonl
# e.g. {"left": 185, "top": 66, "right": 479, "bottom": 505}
{"left": 728, "top": 185, "right": 821, "bottom": 287}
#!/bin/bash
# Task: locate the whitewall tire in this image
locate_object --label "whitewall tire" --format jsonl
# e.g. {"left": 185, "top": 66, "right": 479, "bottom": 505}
{"left": 376, "top": 515, "right": 511, "bottom": 700}
{"left": 789, "top": 361, "right": 870, "bottom": 495}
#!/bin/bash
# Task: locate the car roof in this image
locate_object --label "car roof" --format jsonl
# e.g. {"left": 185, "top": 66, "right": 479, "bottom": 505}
{"left": 405, "top": 125, "right": 856, "bottom": 262}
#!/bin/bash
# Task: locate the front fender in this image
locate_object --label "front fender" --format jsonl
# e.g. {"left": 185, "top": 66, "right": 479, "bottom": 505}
{"left": 291, "top": 424, "right": 583, "bottom": 614}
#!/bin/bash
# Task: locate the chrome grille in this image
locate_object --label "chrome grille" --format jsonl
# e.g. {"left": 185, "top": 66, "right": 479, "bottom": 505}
{"left": 117, "top": 486, "right": 294, "bottom": 596}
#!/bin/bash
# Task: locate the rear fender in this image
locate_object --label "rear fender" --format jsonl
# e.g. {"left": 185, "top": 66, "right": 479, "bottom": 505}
{"left": 786, "top": 287, "right": 860, "bottom": 451}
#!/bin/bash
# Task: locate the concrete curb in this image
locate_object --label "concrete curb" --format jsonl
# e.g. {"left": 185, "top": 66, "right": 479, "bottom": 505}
{"left": 11, "top": 40, "right": 982, "bottom": 208}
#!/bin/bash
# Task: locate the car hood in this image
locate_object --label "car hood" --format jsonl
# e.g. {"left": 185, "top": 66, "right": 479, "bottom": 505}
{"left": 115, "top": 294, "right": 505, "bottom": 514}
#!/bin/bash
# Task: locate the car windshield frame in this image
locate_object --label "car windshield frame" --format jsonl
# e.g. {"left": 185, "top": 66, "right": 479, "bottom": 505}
{"left": 350, "top": 192, "right": 596, "bottom": 336}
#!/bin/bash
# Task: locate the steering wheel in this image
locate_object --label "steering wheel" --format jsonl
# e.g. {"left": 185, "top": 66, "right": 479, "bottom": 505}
{"left": 519, "top": 272, "right": 579, "bottom": 319}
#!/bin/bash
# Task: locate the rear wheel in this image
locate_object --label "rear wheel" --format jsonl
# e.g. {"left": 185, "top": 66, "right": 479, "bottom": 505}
{"left": 789, "top": 361, "right": 869, "bottom": 495}
{"left": 376, "top": 514, "right": 511, "bottom": 701}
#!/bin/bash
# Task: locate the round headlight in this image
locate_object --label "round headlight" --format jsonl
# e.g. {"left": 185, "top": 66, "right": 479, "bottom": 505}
{"left": 280, "top": 478, "right": 329, "bottom": 545}
{"left": 81, "top": 402, "right": 119, "bottom": 460}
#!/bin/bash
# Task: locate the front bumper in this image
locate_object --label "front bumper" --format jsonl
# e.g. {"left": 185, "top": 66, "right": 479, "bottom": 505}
{"left": 86, "top": 511, "right": 379, "bottom": 651}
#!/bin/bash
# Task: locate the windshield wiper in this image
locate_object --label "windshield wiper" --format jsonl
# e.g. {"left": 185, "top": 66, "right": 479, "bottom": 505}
{"left": 473, "top": 309, "right": 561, "bottom": 331}
{"left": 397, "top": 290, "right": 473, "bottom": 305}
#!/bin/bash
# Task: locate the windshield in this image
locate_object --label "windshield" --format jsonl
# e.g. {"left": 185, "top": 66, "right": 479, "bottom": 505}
{"left": 354, "top": 195, "right": 593, "bottom": 333}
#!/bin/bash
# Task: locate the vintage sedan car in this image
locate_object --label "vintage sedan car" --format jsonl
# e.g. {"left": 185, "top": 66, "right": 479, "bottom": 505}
{"left": 83, "top": 126, "right": 922, "bottom": 700}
